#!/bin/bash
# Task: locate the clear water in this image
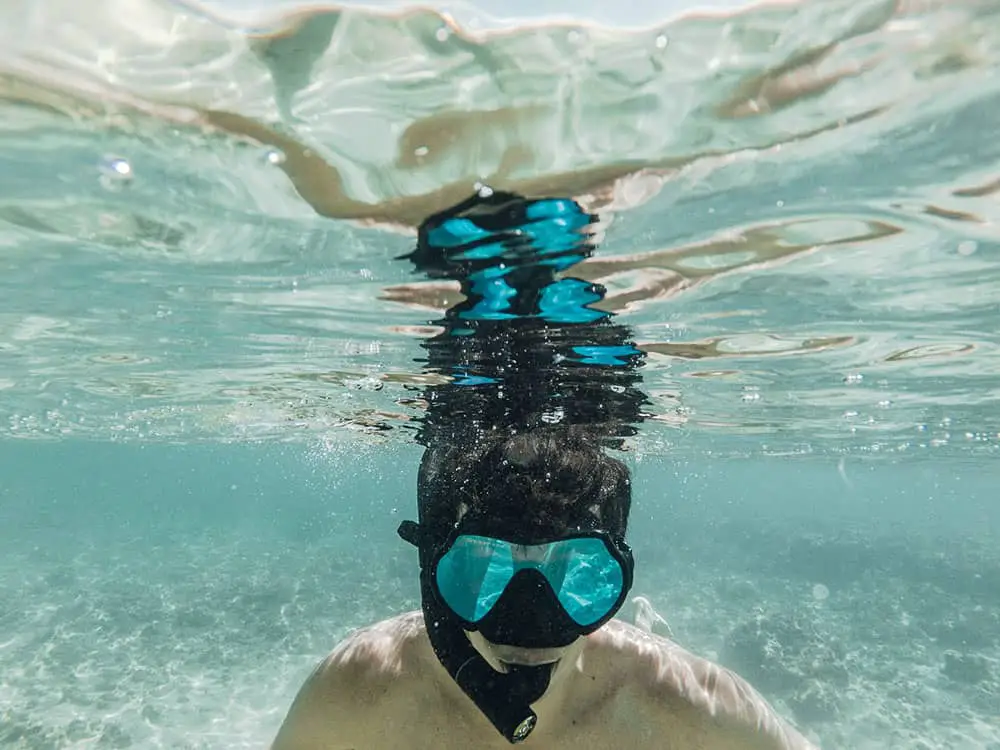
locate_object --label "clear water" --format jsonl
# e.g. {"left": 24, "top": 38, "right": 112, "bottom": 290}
{"left": 1, "top": 0, "right": 999, "bottom": 747}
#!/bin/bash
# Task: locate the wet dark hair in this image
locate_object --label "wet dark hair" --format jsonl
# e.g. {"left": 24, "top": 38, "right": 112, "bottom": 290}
{"left": 417, "top": 428, "right": 631, "bottom": 544}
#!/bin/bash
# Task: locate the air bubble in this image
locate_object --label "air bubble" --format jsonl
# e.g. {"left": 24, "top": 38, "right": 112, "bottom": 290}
{"left": 435, "top": 26, "right": 450, "bottom": 42}
{"left": 843, "top": 372, "right": 863, "bottom": 384}
{"left": 655, "top": 34, "right": 668, "bottom": 49}
{"left": 265, "top": 148, "right": 286, "bottom": 166}
{"left": 347, "top": 376, "right": 384, "bottom": 392}
{"left": 812, "top": 583, "right": 830, "bottom": 601}
{"left": 474, "top": 182, "right": 495, "bottom": 198}
{"left": 540, "top": 408, "right": 564, "bottom": 425}
{"left": 957, "top": 240, "right": 977, "bottom": 256}
{"left": 413, "top": 146, "right": 429, "bottom": 158}
{"left": 98, "top": 156, "right": 133, "bottom": 191}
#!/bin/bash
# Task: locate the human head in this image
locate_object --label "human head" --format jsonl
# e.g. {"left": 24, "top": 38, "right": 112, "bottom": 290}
{"left": 411, "top": 429, "right": 633, "bottom": 664}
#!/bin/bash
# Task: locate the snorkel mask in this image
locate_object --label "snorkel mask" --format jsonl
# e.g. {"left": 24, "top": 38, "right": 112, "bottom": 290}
{"left": 398, "top": 514, "right": 634, "bottom": 743}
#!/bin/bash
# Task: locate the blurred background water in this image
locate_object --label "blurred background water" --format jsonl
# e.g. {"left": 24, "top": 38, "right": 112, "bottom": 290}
{"left": 1, "top": 0, "right": 999, "bottom": 747}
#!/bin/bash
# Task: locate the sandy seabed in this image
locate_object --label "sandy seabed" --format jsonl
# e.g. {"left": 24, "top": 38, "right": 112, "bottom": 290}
{"left": 1, "top": 519, "right": 997, "bottom": 749}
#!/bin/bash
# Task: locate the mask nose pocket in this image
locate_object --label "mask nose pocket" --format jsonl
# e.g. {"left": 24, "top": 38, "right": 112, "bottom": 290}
{"left": 477, "top": 568, "right": 580, "bottom": 648}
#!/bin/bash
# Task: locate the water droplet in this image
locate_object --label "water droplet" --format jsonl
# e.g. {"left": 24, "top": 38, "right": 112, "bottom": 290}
{"left": 811, "top": 583, "right": 830, "bottom": 601}
{"left": 265, "top": 148, "right": 286, "bottom": 166}
{"left": 655, "top": 33, "right": 668, "bottom": 49}
{"left": 776, "top": 200, "right": 785, "bottom": 207}
{"left": 98, "top": 155, "right": 133, "bottom": 190}
{"left": 843, "top": 372, "right": 863, "bottom": 384}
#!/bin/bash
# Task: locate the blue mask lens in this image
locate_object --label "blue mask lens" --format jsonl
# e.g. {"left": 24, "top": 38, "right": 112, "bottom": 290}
{"left": 435, "top": 534, "right": 625, "bottom": 626}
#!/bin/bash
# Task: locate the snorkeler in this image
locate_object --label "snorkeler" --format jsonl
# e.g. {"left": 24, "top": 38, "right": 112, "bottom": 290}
{"left": 271, "top": 192, "right": 819, "bottom": 749}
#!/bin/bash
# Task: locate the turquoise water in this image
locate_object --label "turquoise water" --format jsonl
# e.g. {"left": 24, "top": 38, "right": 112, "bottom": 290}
{"left": 2, "top": 0, "right": 1000, "bottom": 747}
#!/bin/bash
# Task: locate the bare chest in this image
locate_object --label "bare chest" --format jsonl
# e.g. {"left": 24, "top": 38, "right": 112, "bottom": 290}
{"left": 367, "top": 682, "right": 680, "bottom": 750}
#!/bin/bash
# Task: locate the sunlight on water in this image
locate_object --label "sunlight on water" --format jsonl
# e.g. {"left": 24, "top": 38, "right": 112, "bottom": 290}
{"left": 1, "top": 1, "right": 999, "bottom": 748}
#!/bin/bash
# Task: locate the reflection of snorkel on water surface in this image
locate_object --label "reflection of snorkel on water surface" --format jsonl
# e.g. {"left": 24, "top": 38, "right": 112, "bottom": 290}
{"left": 397, "top": 189, "right": 646, "bottom": 743}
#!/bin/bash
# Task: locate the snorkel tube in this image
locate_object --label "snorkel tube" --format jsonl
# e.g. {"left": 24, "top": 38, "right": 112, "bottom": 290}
{"left": 400, "top": 520, "right": 549, "bottom": 743}
{"left": 424, "top": 576, "right": 549, "bottom": 744}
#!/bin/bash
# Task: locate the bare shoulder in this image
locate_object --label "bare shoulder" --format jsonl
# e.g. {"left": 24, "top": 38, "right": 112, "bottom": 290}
{"left": 271, "top": 611, "right": 428, "bottom": 750}
{"left": 589, "top": 619, "right": 820, "bottom": 750}
{"left": 316, "top": 610, "right": 428, "bottom": 683}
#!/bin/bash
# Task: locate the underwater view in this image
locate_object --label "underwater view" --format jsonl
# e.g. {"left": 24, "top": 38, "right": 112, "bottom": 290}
{"left": 1, "top": 0, "right": 999, "bottom": 747}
